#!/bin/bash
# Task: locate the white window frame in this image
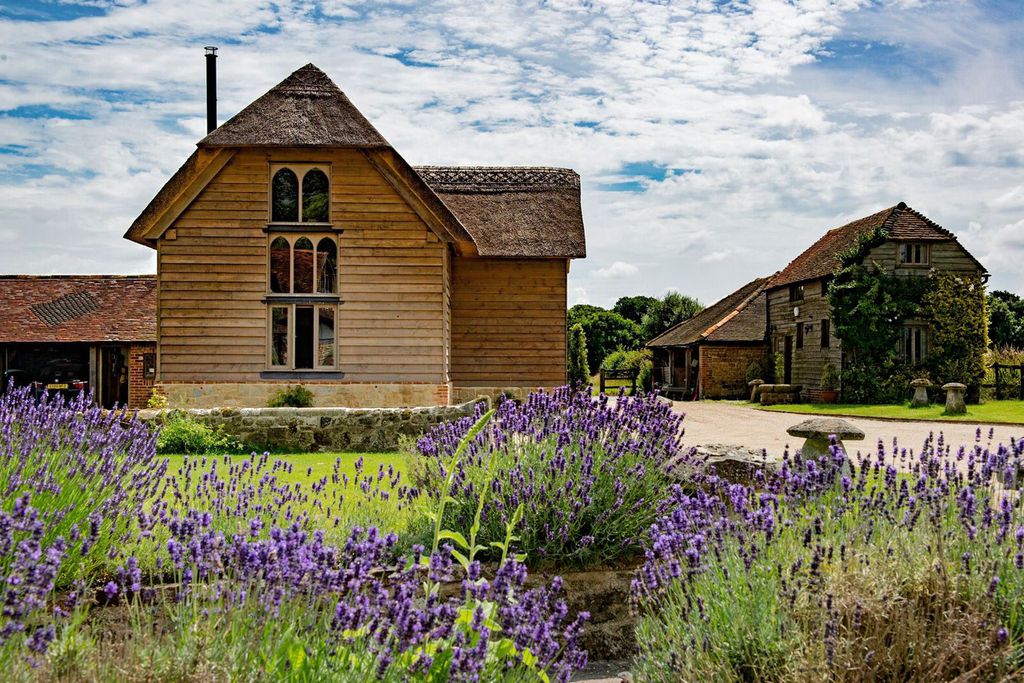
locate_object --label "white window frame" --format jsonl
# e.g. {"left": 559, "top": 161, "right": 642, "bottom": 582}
{"left": 898, "top": 242, "right": 930, "bottom": 267}
{"left": 268, "top": 163, "right": 332, "bottom": 226}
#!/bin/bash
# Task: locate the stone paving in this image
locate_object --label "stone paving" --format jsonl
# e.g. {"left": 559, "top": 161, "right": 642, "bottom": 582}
{"left": 675, "top": 400, "right": 1022, "bottom": 463}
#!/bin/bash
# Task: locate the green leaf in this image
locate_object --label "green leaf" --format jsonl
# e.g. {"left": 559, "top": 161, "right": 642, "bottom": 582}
{"left": 438, "top": 530, "right": 469, "bottom": 550}
{"left": 450, "top": 548, "right": 470, "bottom": 569}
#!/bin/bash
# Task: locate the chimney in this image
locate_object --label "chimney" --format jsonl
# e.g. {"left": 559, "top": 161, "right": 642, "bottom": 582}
{"left": 205, "top": 46, "right": 218, "bottom": 134}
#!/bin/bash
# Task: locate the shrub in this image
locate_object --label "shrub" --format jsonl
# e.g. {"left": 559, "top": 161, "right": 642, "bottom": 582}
{"left": 745, "top": 360, "right": 766, "bottom": 383}
{"left": 567, "top": 323, "right": 589, "bottom": 386}
{"left": 268, "top": 384, "right": 314, "bottom": 408}
{"left": 155, "top": 411, "right": 245, "bottom": 455}
{"left": 633, "top": 434, "right": 1024, "bottom": 681}
{"left": 146, "top": 392, "right": 169, "bottom": 409}
{"left": 984, "top": 346, "right": 1024, "bottom": 399}
{"left": 820, "top": 362, "right": 840, "bottom": 390}
{"left": 414, "top": 387, "right": 687, "bottom": 568}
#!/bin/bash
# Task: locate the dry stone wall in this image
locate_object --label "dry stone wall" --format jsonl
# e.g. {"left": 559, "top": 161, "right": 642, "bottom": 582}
{"left": 138, "top": 399, "right": 483, "bottom": 452}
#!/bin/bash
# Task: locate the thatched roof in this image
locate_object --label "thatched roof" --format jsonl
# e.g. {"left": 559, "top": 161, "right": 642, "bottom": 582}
{"left": 416, "top": 167, "right": 586, "bottom": 258}
{"left": 771, "top": 202, "right": 986, "bottom": 289}
{"left": 0, "top": 275, "right": 156, "bottom": 343}
{"left": 647, "top": 276, "right": 773, "bottom": 348}
{"left": 199, "top": 64, "right": 389, "bottom": 148}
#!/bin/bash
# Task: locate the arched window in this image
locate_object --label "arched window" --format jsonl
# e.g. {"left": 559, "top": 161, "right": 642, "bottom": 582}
{"left": 293, "top": 237, "right": 314, "bottom": 293}
{"left": 271, "top": 168, "right": 299, "bottom": 222}
{"left": 317, "top": 237, "right": 337, "bottom": 294}
{"left": 302, "top": 169, "right": 329, "bottom": 223}
{"left": 269, "top": 237, "right": 291, "bottom": 293}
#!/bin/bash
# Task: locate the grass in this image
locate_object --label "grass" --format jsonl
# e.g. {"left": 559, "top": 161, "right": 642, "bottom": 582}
{"left": 161, "top": 451, "right": 416, "bottom": 539}
{"left": 756, "top": 400, "right": 1024, "bottom": 424}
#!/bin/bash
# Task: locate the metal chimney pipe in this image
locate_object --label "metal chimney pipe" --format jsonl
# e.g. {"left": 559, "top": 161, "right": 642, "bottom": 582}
{"left": 205, "top": 46, "right": 218, "bottom": 134}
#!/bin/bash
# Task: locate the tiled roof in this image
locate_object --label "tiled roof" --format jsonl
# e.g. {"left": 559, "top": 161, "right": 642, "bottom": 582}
{"left": 647, "top": 276, "right": 773, "bottom": 348}
{"left": 415, "top": 166, "right": 586, "bottom": 258}
{"left": 770, "top": 202, "right": 984, "bottom": 289}
{"left": 0, "top": 275, "right": 156, "bottom": 343}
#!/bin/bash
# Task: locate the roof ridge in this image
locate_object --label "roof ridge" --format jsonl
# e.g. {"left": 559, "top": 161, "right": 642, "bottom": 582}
{"left": 415, "top": 166, "right": 580, "bottom": 192}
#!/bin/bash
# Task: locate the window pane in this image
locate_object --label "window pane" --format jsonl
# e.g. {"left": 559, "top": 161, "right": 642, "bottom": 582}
{"left": 295, "top": 306, "right": 314, "bottom": 369}
{"left": 318, "top": 307, "right": 335, "bottom": 367}
{"left": 317, "top": 237, "right": 337, "bottom": 294}
{"left": 271, "top": 307, "right": 289, "bottom": 366}
{"left": 294, "top": 237, "right": 314, "bottom": 293}
{"left": 270, "top": 237, "right": 291, "bottom": 293}
{"left": 272, "top": 168, "right": 299, "bottom": 222}
{"left": 302, "top": 169, "right": 329, "bottom": 223}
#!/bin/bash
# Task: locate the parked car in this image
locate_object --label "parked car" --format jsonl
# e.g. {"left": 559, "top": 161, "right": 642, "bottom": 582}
{"left": 3, "top": 360, "right": 88, "bottom": 401}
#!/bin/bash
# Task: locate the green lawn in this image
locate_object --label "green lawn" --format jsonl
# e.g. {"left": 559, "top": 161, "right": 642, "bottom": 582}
{"left": 757, "top": 400, "right": 1024, "bottom": 424}
{"left": 161, "top": 451, "right": 417, "bottom": 537}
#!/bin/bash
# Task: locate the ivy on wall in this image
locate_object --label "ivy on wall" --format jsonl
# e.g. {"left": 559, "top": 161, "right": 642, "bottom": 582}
{"left": 827, "top": 227, "right": 988, "bottom": 403}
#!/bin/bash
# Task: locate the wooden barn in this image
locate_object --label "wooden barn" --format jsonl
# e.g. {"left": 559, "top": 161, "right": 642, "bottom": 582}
{"left": 123, "top": 64, "right": 586, "bottom": 408}
{"left": 648, "top": 276, "right": 773, "bottom": 399}
{"left": 0, "top": 275, "right": 157, "bottom": 408}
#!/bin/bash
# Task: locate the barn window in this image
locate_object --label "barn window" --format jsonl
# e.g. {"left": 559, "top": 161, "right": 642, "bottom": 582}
{"left": 900, "top": 326, "right": 928, "bottom": 364}
{"left": 269, "top": 164, "right": 330, "bottom": 224}
{"left": 820, "top": 319, "right": 830, "bottom": 348}
{"left": 899, "top": 243, "right": 929, "bottom": 266}
{"left": 266, "top": 233, "right": 339, "bottom": 371}
{"left": 789, "top": 283, "right": 804, "bottom": 302}
{"left": 271, "top": 168, "right": 299, "bottom": 222}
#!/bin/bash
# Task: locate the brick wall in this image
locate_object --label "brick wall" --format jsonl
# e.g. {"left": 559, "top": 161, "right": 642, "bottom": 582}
{"left": 127, "top": 343, "right": 157, "bottom": 409}
{"left": 699, "top": 344, "right": 769, "bottom": 399}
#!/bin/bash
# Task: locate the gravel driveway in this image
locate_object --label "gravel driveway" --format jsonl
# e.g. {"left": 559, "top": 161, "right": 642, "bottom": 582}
{"left": 674, "top": 400, "right": 1022, "bottom": 460}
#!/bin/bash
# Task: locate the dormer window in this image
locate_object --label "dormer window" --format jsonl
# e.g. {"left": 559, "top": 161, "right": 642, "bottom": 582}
{"left": 270, "top": 164, "right": 330, "bottom": 224}
{"left": 899, "top": 242, "right": 929, "bottom": 266}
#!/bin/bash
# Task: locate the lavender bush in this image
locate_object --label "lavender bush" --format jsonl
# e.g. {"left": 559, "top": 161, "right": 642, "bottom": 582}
{"left": 415, "top": 387, "right": 686, "bottom": 567}
{"left": 0, "top": 391, "right": 589, "bottom": 681}
{"left": 633, "top": 431, "right": 1024, "bottom": 681}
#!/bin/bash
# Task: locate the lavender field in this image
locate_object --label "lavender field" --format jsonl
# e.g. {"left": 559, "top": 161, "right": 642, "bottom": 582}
{"left": 1, "top": 385, "right": 1023, "bottom": 681}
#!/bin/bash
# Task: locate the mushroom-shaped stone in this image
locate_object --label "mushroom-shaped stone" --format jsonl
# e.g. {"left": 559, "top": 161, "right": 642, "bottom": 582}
{"left": 909, "top": 378, "right": 932, "bottom": 408}
{"left": 748, "top": 379, "right": 765, "bottom": 402}
{"left": 942, "top": 382, "right": 967, "bottom": 415}
{"left": 787, "top": 417, "right": 865, "bottom": 459}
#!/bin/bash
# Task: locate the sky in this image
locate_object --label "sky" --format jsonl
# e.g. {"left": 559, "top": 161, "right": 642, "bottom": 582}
{"left": 0, "top": 0, "right": 1022, "bottom": 309}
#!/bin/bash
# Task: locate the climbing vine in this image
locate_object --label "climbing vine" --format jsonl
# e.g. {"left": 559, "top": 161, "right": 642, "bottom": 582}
{"left": 827, "top": 227, "right": 988, "bottom": 403}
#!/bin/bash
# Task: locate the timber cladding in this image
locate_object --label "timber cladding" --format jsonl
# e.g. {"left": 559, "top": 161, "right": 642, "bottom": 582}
{"left": 157, "top": 147, "right": 446, "bottom": 385}
{"left": 450, "top": 256, "right": 567, "bottom": 387}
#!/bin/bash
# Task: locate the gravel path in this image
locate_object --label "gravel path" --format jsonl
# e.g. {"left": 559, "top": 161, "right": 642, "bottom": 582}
{"left": 674, "top": 400, "right": 1022, "bottom": 460}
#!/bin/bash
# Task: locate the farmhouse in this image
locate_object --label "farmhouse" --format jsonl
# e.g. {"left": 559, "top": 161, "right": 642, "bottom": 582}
{"left": 123, "top": 64, "right": 585, "bottom": 408}
{"left": 769, "top": 202, "right": 986, "bottom": 401}
{"left": 0, "top": 275, "right": 157, "bottom": 408}
{"left": 648, "top": 275, "right": 774, "bottom": 400}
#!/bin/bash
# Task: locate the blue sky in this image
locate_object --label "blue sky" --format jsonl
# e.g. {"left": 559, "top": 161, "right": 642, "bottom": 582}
{"left": 1, "top": 0, "right": 1023, "bottom": 307}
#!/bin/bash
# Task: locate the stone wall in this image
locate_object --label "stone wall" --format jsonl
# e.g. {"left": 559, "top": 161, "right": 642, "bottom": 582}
{"left": 450, "top": 384, "right": 561, "bottom": 405}
{"left": 158, "top": 382, "right": 451, "bottom": 410}
{"left": 698, "top": 344, "right": 768, "bottom": 399}
{"left": 137, "top": 399, "right": 484, "bottom": 452}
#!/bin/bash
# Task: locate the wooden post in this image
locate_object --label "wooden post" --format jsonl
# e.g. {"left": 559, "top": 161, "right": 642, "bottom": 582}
{"left": 1019, "top": 363, "right": 1023, "bottom": 400}
{"left": 995, "top": 363, "right": 1003, "bottom": 400}
{"left": 599, "top": 369, "right": 606, "bottom": 395}
{"left": 630, "top": 371, "right": 637, "bottom": 396}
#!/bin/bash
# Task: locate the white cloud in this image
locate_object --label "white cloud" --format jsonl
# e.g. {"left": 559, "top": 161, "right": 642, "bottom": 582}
{"left": 0, "top": 0, "right": 1021, "bottom": 304}
{"left": 594, "top": 261, "right": 639, "bottom": 279}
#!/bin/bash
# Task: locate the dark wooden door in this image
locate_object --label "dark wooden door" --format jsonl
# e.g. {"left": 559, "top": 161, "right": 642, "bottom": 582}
{"left": 100, "top": 346, "right": 128, "bottom": 408}
{"left": 784, "top": 336, "right": 793, "bottom": 384}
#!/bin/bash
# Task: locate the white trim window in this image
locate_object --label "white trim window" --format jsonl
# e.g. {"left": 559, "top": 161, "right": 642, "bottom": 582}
{"left": 270, "top": 163, "right": 331, "bottom": 225}
{"left": 898, "top": 242, "right": 930, "bottom": 266}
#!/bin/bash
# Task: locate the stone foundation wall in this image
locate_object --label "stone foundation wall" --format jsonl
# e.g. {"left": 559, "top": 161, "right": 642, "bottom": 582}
{"left": 699, "top": 344, "right": 768, "bottom": 399}
{"left": 450, "top": 385, "right": 560, "bottom": 405}
{"left": 158, "top": 382, "right": 450, "bottom": 410}
{"left": 138, "top": 399, "right": 484, "bottom": 453}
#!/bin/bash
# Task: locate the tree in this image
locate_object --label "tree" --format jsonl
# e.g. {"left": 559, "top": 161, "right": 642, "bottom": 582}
{"left": 641, "top": 291, "right": 703, "bottom": 341}
{"left": 567, "top": 324, "right": 589, "bottom": 386}
{"left": 573, "top": 310, "right": 642, "bottom": 374}
{"left": 612, "top": 295, "right": 658, "bottom": 325}
{"left": 567, "top": 304, "right": 604, "bottom": 330}
{"left": 988, "top": 290, "right": 1024, "bottom": 348}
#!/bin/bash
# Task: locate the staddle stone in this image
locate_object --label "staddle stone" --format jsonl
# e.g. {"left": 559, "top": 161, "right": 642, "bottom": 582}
{"left": 942, "top": 382, "right": 967, "bottom": 415}
{"left": 786, "top": 417, "right": 865, "bottom": 459}
{"left": 909, "top": 378, "right": 932, "bottom": 408}
{"left": 748, "top": 379, "right": 765, "bottom": 402}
